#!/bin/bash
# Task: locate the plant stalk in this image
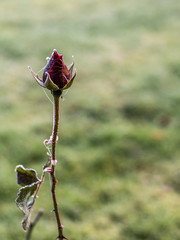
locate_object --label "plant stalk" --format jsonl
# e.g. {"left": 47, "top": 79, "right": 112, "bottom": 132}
{"left": 50, "top": 90, "right": 63, "bottom": 240}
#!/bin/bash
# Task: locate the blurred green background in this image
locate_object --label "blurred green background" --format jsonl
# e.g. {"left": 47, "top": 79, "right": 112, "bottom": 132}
{"left": 0, "top": 0, "right": 180, "bottom": 239}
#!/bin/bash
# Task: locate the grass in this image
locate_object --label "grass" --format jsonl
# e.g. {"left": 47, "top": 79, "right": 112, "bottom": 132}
{"left": 0, "top": 0, "right": 180, "bottom": 239}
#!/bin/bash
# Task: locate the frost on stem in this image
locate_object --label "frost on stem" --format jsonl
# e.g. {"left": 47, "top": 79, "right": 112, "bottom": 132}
{"left": 52, "top": 159, "right": 58, "bottom": 166}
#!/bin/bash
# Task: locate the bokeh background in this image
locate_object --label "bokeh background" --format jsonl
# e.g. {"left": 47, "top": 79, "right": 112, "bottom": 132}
{"left": 0, "top": 0, "right": 180, "bottom": 239}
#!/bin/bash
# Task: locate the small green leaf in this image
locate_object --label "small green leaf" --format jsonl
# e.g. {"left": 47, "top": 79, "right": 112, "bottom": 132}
{"left": 16, "top": 183, "right": 37, "bottom": 212}
{"left": 15, "top": 165, "right": 40, "bottom": 231}
{"left": 16, "top": 183, "right": 38, "bottom": 231}
{"left": 15, "top": 165, "right": 39, "bottom": 186}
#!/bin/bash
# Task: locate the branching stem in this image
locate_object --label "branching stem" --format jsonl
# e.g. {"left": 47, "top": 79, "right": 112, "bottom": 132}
{"left": 26, "top": 209, "right": 44, "bottom": 240}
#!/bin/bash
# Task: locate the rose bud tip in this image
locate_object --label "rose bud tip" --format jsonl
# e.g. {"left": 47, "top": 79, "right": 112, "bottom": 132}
{"left": 52, "top": 49, "right": 58, "bottom": 56}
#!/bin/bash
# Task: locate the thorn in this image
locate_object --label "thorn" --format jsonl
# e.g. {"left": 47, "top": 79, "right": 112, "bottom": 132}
{"left": 63, "top": 235, "right": 69, "bottom": 240}
{"left": 56, "top": 235, "right": 69, "bottom": 240}
{"left": 43, "top": 167, "right": 52, "bottom": 173}
{"left": 52, "top": 159, "right": 57, "bottom": 166}
{"left": 59, "top": 225, "right": 64, "bottom": 230}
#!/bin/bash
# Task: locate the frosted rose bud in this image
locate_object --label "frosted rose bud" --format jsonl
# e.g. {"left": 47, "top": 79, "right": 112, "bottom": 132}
{"left": 29, "top": 49, "right": 76, "bottom": 92}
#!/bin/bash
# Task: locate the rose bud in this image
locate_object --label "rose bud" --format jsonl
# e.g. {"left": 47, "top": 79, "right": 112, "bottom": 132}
{"left": 29, "top": 49, "right": 77, "bottom": 92}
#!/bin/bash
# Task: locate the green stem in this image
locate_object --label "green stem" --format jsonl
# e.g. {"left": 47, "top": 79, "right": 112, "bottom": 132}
{"left": 50, "top": 90, "right": 63, "bottom": 240}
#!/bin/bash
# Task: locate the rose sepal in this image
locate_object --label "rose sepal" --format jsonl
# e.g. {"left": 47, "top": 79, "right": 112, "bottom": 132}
{"left": 62, "top": 69, "right": 77, "bottom": 90}
{"left": 43, "top": 72, "right": 60, "bottom": 91}
{"left": 28, "top": 66, "right": 45, "bottom": 88}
